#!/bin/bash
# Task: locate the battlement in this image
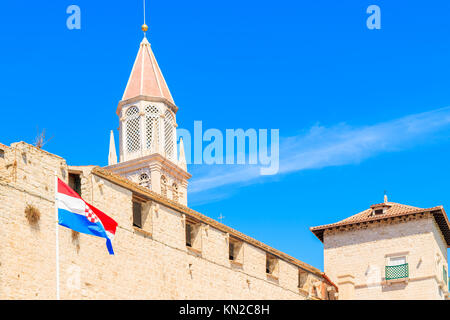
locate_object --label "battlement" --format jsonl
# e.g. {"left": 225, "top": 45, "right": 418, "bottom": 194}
{"left": 0, "top": 142, "right": 337, "bottom": 300}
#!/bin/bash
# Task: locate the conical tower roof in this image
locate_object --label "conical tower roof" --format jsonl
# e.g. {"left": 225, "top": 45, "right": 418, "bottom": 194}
{"left": 121, "top": 37, "right": 175, "bottom": 106}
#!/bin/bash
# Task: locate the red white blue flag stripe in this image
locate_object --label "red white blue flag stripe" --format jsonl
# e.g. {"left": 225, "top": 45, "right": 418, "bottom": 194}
{"left": 56, "top": 178, "right": 118, "bottom": 255}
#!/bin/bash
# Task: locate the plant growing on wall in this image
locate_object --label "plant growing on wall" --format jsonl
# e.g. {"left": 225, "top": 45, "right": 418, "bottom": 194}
{"left": 24, "top": 204, "right": 40, "bottom": 225}
{"left": 72, "top": 230, "right": 81, "bottom": 252}
{"left": 71, "top": 230, "right": 80, "bottom": 241}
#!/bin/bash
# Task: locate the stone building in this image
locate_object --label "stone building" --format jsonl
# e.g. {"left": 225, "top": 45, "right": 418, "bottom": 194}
{"left": 0, "top": 31, "right": 337, "bottom": 300}
{"left": 311, "top": 199, "right": 450, "bottom": 300}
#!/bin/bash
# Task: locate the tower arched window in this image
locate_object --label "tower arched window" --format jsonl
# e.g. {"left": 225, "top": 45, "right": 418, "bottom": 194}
{"left": 125, "top": 106, "right": 141, "bottom": 154}
{"left": 138, "top": 172, "right": 151, "bottom": 189}
{"left": 145, "top": 105, "right": 160, "bottom": 152}
{"left": 161, "top": 175, "right": 167, "bottom": 197}
{"left": 164, "top": 110, "right": 175, "bottom": 160}
{"left": 172, "top": 183, "right": 179, "bottom": 202}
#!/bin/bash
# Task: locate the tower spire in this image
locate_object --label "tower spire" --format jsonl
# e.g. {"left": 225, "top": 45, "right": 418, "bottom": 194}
{"left": 108, "top": 130, "right": 117, "bottom": 166}
{"left": 107, "top": 9, "right": 191, "bottom": 206}
{"left": 120, "top": 34, "right": 175, "bottom": 104}
{"left": 178, "top": 138, "right": 187, "bottom": 171}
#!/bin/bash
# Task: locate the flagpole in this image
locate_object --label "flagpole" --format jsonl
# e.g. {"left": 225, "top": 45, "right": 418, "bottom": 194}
{"left": 54, "top": 172, "right": 60, "bottom": 300}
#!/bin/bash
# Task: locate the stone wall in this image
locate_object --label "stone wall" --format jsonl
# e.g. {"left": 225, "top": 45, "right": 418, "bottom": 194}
{"left": 0, "top": 142, "right": 334, "bottom": 300}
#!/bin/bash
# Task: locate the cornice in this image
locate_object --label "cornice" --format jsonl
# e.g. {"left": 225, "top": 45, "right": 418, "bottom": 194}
{"left": 116, "top": 95, "right": 178, "bottom": 115}
{"left": 105, "top": 153, "right": 191, "bottom": 180}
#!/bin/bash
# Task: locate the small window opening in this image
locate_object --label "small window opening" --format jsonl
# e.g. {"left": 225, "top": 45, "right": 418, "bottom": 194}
{"left": 370, "top": 203, "right": 391, "bottom": 216}
{"left": 229, "top": 242, "right": 236, "bottom": 261}
{"left": 228, "top": 238, "right": 243, "bottom": 264}
{"left": 185, "top": 219, "right": 201, "bottom": 251}
{"left": 326, "top": 286, "right": 337, "bottom": 300}
{"left": 161, "top": 175, "right": 167, "bottom": 197}
{"left": 388, "top": 256, "right": 406, "bottom": 266}
{"left": 172, "top": 183, "right": 179, "bottom": 202}
{"left": 186, "top": 223, "right": 193, "bottom": 247}
{"left": 0, "top": 149, "right": 4, "bottom": 159}
{"left": 298, "top": 269, "right": 308, "bottom": 289}
{"left": 266, "top": 254, "right": 279, "bottom": 276}
{"left": 68, "top": 173, "right": 81, "bottom": 196}
{"left": 133, "top": 200, "right": 143, "bottom": 228}
{"left": 139, "top": 173, "right": 150, "bottom": 188}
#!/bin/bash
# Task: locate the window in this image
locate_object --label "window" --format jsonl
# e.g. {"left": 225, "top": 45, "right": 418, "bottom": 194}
{"left": 266, "top": 254, "right": 279, "bottom": 278}
{"left": 371, "top": 203, "right": 391, "bottom": 216}
{"left": 125, "top": 106, "right": 141, "bottom": 154}
{"left": 0, "top": 148, "right": 4, "bottom": 159}
{"left": 131, "top": 196, "right": 152, "bottom": 235}
{"left": 138, "top": 173, "right": 151, "bottom": 188}
{"left": 161, "top": 175, "right": 167, "bottom": 197}
{"left": 145, "top": 105, "right": 160, "bottom": 151}
{"left": 68, "top": 173, "right": 81, "bottom": 196}
{"left": 326, "top": 286, "right": 337, "bottom": 301}
{"left": 185, "top": 223, "right": 193, "bottom": 247}
{"left": 172, "top": 183, "right": 179, "bottom": 202}
{"left": 229, "top": 238, "right": 243, "bottom": 264}
{"left": 164, "top": 109, "right": 175, "bottom": 160}
{"left": 385, "top": 255, "right": 409, "bottom": 281}
{"left": 229, "top": 242, "right": 235, "bottom": 260}
{"left": 185, "top": 219, "right": 201, "bottom": 252}
{"left": 132, "top": 200, "right": 142, "bottom": 228}
{"left": 388, "top": 256, "right": 406, "bottom": 266}
{"left": 298, "top": 269, "right": 308, "bottom": 290}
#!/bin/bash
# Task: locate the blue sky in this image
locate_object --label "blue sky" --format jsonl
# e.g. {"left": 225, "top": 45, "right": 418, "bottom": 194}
{"left": 1, "top": 1, "right": 450, "bottom": 270}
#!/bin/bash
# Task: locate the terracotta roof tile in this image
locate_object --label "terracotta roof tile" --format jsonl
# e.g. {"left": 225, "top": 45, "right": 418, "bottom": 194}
{"left": 122, "top": 37, "right": 174, "bottom": 105}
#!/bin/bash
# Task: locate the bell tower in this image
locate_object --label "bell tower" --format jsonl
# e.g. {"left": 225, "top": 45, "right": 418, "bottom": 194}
{"left": 106, "top": 25, "right": 190, "bottom": 205}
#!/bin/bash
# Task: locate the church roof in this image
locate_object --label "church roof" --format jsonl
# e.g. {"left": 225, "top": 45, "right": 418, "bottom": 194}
{"left": 121, "top": 37, "right": 174, "bottom": 105}
{"left": 310, "top": 202, "right": 450, "bottom": 246}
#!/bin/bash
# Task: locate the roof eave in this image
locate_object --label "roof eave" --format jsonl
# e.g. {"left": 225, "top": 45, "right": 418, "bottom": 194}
{"left": 311, "top": 206, "right": 450, "bottom": 247}
{"left": 430, "top": 206, "right": 450, "bottom": 247}
{"left": 310, "top": 227, "right": 324, "bottom": 243}
{"left": 116, "top": 95, "right": 178, "bottom": 116}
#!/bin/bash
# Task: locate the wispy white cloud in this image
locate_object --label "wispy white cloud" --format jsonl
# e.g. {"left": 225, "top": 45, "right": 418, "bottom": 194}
{"left": 189, "top": 107, "right": 450, "bottom": 202}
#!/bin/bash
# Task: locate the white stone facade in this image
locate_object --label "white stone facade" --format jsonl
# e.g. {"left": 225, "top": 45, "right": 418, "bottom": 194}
{"left": 322, "top": 214, "right": 449, "bottom": 300}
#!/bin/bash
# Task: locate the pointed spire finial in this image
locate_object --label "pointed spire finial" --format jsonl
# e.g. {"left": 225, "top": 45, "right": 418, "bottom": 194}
{"left": 384, "top": 190, "right": 388, "bottom": 204}
{"left": 178, "top": 138, "right": 187, "bottom": 171}
{"left": 142, "top": 0, "right": 148, "bottom": 36}
{"left": 108, "top": 130, "right": 118, "bottom": 166}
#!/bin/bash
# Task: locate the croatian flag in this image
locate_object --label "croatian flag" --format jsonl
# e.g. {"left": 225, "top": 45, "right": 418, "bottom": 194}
{"left": 56, "top": 178, "right": 118, "bottom": 255}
